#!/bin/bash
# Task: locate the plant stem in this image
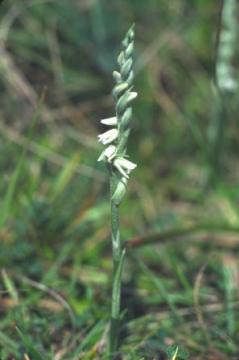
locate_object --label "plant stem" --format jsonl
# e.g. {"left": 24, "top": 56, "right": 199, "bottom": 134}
{"left": 207, "top": 0, "right": 238, "bottom": 185}
{"left": 207, "top": 90, "right": 227, "bottom": 184}
{"left": 109, "top": 172, "right": 125, "bottom": 357}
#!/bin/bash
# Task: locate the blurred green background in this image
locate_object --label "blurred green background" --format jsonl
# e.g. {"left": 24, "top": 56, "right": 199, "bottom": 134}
{"left": 0, "top": 0, "right": 239, "bottom": 359}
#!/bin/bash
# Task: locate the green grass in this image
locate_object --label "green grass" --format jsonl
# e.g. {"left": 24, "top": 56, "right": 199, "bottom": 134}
{"left": 0, "top": 0, "right": 239, "bottom": 359}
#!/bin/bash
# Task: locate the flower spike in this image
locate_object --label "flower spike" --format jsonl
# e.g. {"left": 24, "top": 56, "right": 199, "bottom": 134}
{"left": 97, "top": 24, "right": 137, "bottom": 202}
{"left": 96, "top": 25, "right": 137, "bottom": 356}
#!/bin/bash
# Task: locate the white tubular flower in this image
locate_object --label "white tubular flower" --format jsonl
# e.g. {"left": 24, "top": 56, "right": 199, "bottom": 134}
{"left": 97, "top": 145, "right": 116, "bottom": 162}
{"left": 113, "top": 157, "right": 137, "bottom": 178}
{"left": 100, "top": 116, "right": 118, "bottom": 126}
{"left": 98, "top": 128, "right": 119, "bottom": 145}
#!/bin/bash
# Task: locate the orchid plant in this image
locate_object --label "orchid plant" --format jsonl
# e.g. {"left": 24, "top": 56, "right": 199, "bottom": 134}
{"left": 97, "top": 25, "right": 137, "bottom": 356}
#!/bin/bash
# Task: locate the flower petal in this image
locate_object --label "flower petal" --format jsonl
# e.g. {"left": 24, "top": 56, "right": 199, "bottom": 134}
{"left": 98, "top": 129, "right": 119, "bottom": 145}
{"left": 100, "top": 116, "right": 117, "bottom": 126}
{"left": 114, "top": 158, "right": 137, "bottom": 170}
{"left": 113, "top": 157, "right": 137, "bottom": 178}
{"left": 97, "top": 145, "right": 116, "bottom": 162}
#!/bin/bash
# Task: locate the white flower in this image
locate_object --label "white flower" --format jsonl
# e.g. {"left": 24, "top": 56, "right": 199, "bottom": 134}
{"left": 98, "top": 129, "right": 119, "bottom": 145}
{"left": 113, "top": 157, "right": 137, "bottom": 178}
{"left": 98, "top": 145, "right": 116, "bottom": 162}
{"left": 100, "top": 116, "right": 117, "bottom": 126}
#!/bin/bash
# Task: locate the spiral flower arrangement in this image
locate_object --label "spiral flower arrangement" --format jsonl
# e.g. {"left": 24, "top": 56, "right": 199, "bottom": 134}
{"left": 97, "top": 25, "right": 137, "bottom": 356}
{"left": 98, "top": 24, "right": 137, "bottom": 205}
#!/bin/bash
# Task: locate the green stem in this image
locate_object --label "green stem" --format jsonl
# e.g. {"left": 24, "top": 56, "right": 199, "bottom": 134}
{"left": 109, "top": 173, "right": 125, "bottom": 357}
{"left": 207, "top": 90, "right": 227, "bottom": 185}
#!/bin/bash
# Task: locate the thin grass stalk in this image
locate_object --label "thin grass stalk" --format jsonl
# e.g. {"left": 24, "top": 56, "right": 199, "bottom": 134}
{"left": 97, "top": 25, "right": 137, "bottom": 357}
{"left": 207, "top": 0, "right": 238, "bottom": 184}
